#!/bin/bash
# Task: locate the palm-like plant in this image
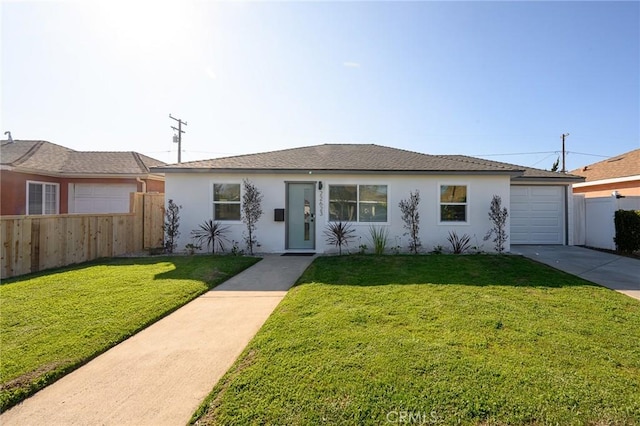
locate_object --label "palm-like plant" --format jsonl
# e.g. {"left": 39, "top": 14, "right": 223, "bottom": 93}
{"left": 447, "top": 231, "right": 471, "bottom": 254}
{"left": 191, "top": 219, "right": 230, "bottom": 254}
{"left": 324, "top": 221, "right": 356, "bottom": 255}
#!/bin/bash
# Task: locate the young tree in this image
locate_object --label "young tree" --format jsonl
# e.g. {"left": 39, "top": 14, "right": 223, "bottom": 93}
{"left": 398, "top": 190, "right": 421, "bottom": 254}
{"left": 242, "top": 179, "right": 263, "bottom": 255}
{"left": 164, "top": 199, "right": 182, "bottom": 254}
{"left": 551, "top": 157, "right": 560, "bottom": 172}
{"left": 484, "top": 195, "right": 509, "bottom": 253}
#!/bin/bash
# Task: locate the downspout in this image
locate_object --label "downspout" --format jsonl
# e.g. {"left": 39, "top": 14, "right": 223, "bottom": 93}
{"left": 136, "top": 177, "right": 146, "bottom": 249}
{"left": 564, "top": 185, "right": 569, "bottom": 245}
{"left": 136, "top": 177, "right": 147, "bottom": 193}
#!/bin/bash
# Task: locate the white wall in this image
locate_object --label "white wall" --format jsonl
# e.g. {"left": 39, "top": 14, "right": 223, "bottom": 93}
{"left": 165, "top": 172, "right": 512, "bottom": 254}
{"left": 573, "top": 195, "right": 640, "bottom": 250}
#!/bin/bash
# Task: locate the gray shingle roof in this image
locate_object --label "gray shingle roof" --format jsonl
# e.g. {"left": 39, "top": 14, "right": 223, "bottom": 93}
{"left": 1, "top": 140, "right": 165, "bottom": 175}
{"left": 437, "top": 155, "right": 584, "bottom": 181}
{"left": 154, "top": 143, "right": 582, "bottom": 181}
{"left": 156, "top": 144, "right": 520, "bottom": 172}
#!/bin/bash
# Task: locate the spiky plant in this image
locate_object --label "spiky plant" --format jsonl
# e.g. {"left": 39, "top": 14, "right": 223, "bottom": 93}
{"left": 191, "top": 219, "right": 230, "bottom": 254}
{"left": 368, "top": 225, "right": 389, "bottom": 255}
{"left": 324, "top": 221, "right": 356, "bottom": 255}
{"left": 447, "top": 231, "right": 471, "bottom": 254}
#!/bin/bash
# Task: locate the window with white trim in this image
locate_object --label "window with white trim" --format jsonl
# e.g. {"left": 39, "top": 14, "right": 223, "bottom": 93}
{"left": 27, "top": 181, "right": 59, "bottom": 215}
{"left": 439, "top": 185, "right": 467, "bottom": 222}
{"left": 213, "top": 183, "right": 241, "bottom": 221}
{"left": 329, "top": 184, "right": 387, "bottom": 222}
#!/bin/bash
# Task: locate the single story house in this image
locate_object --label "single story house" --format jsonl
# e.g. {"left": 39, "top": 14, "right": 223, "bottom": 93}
{"left": 570, "top": 148, "right": 640, "bottom": 198}
{"left": 1, "top": 140, "right": 165, "bottom": 215}
{"left": 153, "top": 144, "right": 584, "bottom": 254}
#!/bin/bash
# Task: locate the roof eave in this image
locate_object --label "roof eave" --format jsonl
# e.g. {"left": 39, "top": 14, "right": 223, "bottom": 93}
{"left": 511, "top": 175, "right": 585, "bottom": 184}
{"left": 572, "top": 174, "right": 639, "bottom": 187}
{"left": 1, "top": 166, "right": 164, "bottom": 180}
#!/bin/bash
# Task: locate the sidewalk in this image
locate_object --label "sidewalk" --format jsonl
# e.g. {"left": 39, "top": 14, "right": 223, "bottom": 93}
{"left": 0, "top": 255, "right": 315, "bottom": 426}
{"left": 513, "top": 245, "right": 640, "bottom": 301}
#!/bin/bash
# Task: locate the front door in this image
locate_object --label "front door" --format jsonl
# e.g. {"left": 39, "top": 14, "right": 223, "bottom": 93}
{"left": 287, "top": 183, "right": 315, "bottom": 250}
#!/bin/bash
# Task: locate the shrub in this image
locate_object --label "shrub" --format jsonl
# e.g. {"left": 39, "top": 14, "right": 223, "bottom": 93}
{"left": 324, "top": 221, "right": 356, "bottom": 255}
{"left": 164, "top": 199, "right": 182, "bottom": 254}
{"left": 447, "top": 231, "right": 471, "bottom": 254}
{"left": 191, "top": 220, "right": 230, "bottom": 254}
{"left": 398, "top": 190, "right": 421, "bottom": 254}
{"left": 614, "top": 210, "right": 640, "bottom": 254}
{"left": 484, "top": 195, "right": 509, "bottom": 253}
{"left": 368, "top": 226, "right": 389, "bottom": 255}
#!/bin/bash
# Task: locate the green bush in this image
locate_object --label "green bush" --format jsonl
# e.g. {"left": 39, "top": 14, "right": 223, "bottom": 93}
{"left": 613, "top": 209, "right": 640, "bottom": 253}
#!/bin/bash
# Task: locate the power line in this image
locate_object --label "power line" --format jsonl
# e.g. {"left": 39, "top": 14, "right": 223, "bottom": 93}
{"left": 472, "top": 150, "right": 609, "bottom": 159}
{"left": 566, "top": 151, "right": 610, "bottom": 158}
{"left": 530, "top": 153, "right": 558, "bottom": 168}
{"left": 471, "top": 151, "right": 556, "bottom": 157}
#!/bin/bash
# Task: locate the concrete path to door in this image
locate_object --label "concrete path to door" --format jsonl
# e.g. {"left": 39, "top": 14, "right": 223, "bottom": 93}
{"left": 0, "top": 255, "right": 315, "bottom": 426}
{"left": 513, "top": 245, "right": 640, "bottom": 301}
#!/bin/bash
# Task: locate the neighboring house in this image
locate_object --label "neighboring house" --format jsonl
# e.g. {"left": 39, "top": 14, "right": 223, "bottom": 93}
{"left": 570, "top": 148, "right": 640, "bottom": 198}
{"left": 153, "top": 144, "right": 583, "bottom": 254}
{"left": 1, "top": 140, "right": 165, "bottom": 215}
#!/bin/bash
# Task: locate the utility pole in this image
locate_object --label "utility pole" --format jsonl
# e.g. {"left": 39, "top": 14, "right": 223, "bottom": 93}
{"left": 169, "top": 114, "right": 187, "bottom": 163}
{"left": 561, "top": 133, "right": 569, "bottom": 173}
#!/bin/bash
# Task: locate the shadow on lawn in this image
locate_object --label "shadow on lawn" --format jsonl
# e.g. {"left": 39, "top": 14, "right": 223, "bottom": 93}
{"left": 0, "top": 256, "right": 178, "bottom": 286}
{"left": 296, "top": 254, "right": 600, "bottom": 288}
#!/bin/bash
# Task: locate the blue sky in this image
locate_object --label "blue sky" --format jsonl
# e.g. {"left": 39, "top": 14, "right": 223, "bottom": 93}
{"left": 2, "top": 1, "right": 638, "bottom": 172}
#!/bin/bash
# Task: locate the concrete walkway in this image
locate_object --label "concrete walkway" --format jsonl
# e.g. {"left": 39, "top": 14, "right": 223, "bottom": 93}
{"left": 0, "top": 255, "right": 315, "bottom": 426}
{"left": 513, "top": 245, "right": 640, "bottom": 301}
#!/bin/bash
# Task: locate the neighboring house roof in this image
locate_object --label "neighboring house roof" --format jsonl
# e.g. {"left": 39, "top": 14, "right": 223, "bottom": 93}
{"left": 569, "top": 148, "right": 640, "bottom": 183}
{"left": 153, "top": 143, "right": 582, "bottom": 182}
{"left": 0, "top": 140, "right": 165, "bottom": 177}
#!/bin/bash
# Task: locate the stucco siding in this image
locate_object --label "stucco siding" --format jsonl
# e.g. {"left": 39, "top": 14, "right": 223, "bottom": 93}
{"left": 165, "top": 173, "right": 511, "bottom": 254}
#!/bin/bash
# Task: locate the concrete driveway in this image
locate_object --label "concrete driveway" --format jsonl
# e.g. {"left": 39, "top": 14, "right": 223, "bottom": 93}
{"left": 513, "top": 245, "right": 640, "bottom": 301}
{"left": 0, "top": 255, "right": 315, "bottom": 426}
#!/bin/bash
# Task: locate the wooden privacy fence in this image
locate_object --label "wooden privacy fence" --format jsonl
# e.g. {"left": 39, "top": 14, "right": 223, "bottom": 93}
{"left": 1, "top": 193, "right": 164, "bottom": 279}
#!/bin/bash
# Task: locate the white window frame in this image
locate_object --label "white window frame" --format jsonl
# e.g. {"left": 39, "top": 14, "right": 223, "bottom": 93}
{"left": 438, "top": 183, "right": 469, "bottom": 225}
{"left": 212, "top": 182, "right": 242, "bottom": 222}
{"left": 328, "top": 184, "right": 389, "bottom": 224}
{"left": 26, "top": 180, "right": 60, "bottom": 215}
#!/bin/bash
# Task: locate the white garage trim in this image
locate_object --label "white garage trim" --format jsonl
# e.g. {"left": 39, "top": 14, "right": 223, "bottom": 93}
{"left": 70, "top": 183, "right": 137, "bottom": 214}
{"left": 510, "top": 185, "right": 564, "bottom": 245}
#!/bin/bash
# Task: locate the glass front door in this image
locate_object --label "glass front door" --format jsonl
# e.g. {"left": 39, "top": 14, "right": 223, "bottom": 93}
{"left": 287, "top": 183, "right": 316, "bottom": 250}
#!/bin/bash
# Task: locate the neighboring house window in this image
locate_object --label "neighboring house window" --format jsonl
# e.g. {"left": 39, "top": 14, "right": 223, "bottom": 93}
{"left": 27, "top": 181, "right": 59, "bottom": 215}
{"left": 213, "top": 183, "right": 241, "bottom": 221}
{"left": 329, "top": 184, "right": 388, "bottom": 222}
{"left": 440, "top": 185, "right": 467, "bottom": 222}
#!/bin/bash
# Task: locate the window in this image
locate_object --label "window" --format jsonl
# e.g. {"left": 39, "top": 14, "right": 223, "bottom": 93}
{"left": 329, "top": 184, "right": 387, "bottom": 222}
{"left": 27, "top": 181, "right": 59, "bottom": 215}
{"left": 213, "top": 183, "right": 241, "bottom": 221}
{"left": 440, "top": 185, "right": 467, "bottom": 222}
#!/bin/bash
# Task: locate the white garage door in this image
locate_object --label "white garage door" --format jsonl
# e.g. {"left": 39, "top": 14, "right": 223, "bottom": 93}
{"left": 72, "top": 184, "right": 136, "bottom": 214}
{"left": 510, "top": 186, "right": 564, "bottom": 244}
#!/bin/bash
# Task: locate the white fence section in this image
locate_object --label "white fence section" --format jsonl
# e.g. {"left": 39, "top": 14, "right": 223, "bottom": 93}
{"left": 573, "top": 195, "right": 640, "bottom": 250}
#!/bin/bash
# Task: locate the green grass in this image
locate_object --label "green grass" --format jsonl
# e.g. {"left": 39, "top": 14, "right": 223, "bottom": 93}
{"left": 0, "top": 255, "right": 259, "bottom": 411}
{"left": 192, "top": 255, "right": 640, "bottom": 426}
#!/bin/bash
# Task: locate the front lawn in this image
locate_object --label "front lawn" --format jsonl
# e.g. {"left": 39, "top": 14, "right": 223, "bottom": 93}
{"left": 193, "top": 255, "right": 640, "bottom": 425}
{"left": 0, "top": 255, "right": 259, "bottom": 411}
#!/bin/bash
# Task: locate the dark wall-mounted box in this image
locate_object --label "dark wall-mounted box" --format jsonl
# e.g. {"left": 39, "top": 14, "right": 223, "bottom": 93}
{"left": 274, "top": 208, "right": 285, "bottom": 222}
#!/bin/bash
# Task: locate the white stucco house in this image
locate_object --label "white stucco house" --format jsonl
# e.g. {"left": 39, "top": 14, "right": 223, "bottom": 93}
{"left": 153, "top": 144, "right": 584, "bottom": 254}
